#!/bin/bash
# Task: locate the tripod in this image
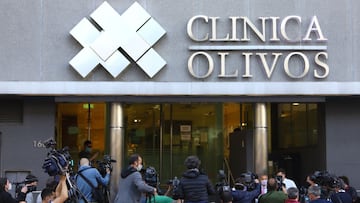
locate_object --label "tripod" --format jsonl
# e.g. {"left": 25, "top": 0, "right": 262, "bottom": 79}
{"left": 100, "top": 185, "right": 110, "bottom": 203}
{"left": 145, "top": 193, "right": 156, "bottom": 203}
{"left": 65, "top": 172, "right": 89, "bottom": 203}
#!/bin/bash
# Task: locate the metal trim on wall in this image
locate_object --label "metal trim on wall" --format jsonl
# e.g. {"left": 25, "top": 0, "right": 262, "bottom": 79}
{"left": 55, "top": 95, "right": 325, "bottom": 103}
{"left": 1, "top": 81, "right": 360, "bottom": 96}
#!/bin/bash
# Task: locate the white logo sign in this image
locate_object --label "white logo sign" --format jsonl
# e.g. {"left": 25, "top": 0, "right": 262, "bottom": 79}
{"left": 69, "top": 2, "right": 166, "bottom": 78}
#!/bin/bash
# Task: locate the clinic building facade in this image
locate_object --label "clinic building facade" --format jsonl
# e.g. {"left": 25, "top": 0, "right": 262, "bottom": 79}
{"left": 0, "top": 0, "right": 360, "bottom": 197}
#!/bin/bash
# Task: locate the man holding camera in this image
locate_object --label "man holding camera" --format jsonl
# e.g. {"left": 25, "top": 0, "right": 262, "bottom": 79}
{"left": 276, "top": 169, "right": 297, "bottom": 190}
{"left": 76, "top": 158, "right": 110, "bottom": 203}
{"left": 114, "top": 154, "right": 156, "bottom": 203}
{"left": 231, "top": 173, "right": 261, "bottom": 203}
{"left": 0, "top": 177, "right": 27, "bottom": 203}
{"left": 24, "top": 174, "right": 39, "bottom": 203}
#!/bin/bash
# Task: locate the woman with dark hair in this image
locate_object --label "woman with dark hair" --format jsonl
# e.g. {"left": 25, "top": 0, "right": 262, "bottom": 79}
{"left": 0, "top": 177, "right": 27, "bottom": 203}
{"left": 178, "top": 155, "right": 216, "bottom": 203}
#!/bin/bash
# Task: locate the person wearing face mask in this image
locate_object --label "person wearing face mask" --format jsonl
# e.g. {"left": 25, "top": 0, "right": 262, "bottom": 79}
{"left": 114, "top": 154, "right": 156, "bottom": 203}
{"left": 79, "top": 140, "right": 99, "bottom": 163}
{"left": 76, "top": 158, "right": 110, "bottom": 203}
{"left": 259, "top": 174, "right": 268, "bottom": 195}
{"left": 0, "top": 177, "right": 27, "bottom": 203}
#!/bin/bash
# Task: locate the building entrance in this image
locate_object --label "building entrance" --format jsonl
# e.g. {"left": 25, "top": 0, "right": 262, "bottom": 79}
{"left": 122, "top": 103, "right": 253, "bottom": 185}
{"left": 56, "top": 101, "right": 324, "bottom": 188}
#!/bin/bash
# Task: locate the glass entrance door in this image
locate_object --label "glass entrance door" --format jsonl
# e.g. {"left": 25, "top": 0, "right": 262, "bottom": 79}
{"left": 123, "top": 103, "right": 247, "bottom": 186}
{"left": 161, "top": 103, "right": 224, "bottom": 183}
{"left": 56, "top": 102, "right": 254, "bottom": 186}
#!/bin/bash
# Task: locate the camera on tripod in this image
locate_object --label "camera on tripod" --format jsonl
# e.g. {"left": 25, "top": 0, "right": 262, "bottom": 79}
{"left": 42, "top": 139, "right": 73, "bottom": 176}
{"left": 167, "top": 176, "right": 181, "bottom": 199}
{"left": 96, "top": 155, "right": 116, "bottom": 177}
{"left": 144, "top": 166, "right": 158, "bottom": 188}
{"left": 215, "top": 170, "right": 232, "bottom": 202}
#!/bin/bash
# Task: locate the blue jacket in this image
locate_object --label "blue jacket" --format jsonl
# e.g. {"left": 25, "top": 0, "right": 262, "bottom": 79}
{"left": 76, "top": 165, "right": 110, "bottom": 203}
{"left": 330, "top": 191, "right": 353, "bottom": 203}
{"left": 232, "top": 183, "right": 261, "bottom": 203}
{"left": 309, "top": 199, "right": 332, "bottom": 203}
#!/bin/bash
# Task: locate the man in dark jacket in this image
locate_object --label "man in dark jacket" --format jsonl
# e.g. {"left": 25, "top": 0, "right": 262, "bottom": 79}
{"left": 231, "top": 177, "right": 260, "bottom": 203}
{"left": 0, "top": 177, "right": 27, "bottom": 203}
{"left": 178, "top": 155, "right": 215, "bottom": 203}
{"left": 114, "top": 154, "right": 156, "bottom": 203}
{"left": 330, "top": 179, "right": 352, "bottom": 203}
{"left": 339, "top": 176, "right": 359, "bottom": 203}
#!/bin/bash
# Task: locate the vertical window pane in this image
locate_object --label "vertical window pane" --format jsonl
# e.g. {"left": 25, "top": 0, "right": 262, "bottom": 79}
{"left": 277, "top": 103, "right": 318, "bottom": 148}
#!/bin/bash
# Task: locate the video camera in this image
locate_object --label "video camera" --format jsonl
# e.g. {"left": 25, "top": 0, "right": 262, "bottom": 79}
{"left": 167, "top": 176, "right": 181, "bottom": 199}
{"left": 42, "top": 139, "right": 73, "bottom": 176}
{"left": 234, "top": 172, "right": 257, "bottom": 191}
{"left": 144, "top": 166, "right": 159, "bottom": 188}
{"left": 215, "top": 170, "right": 232, "bottom": 202}
{"left": 311, "top": 170, "right": 339, "bottom": 189}
{"left": 14, "top": 175, "right": 38, "bottom": 197}
{"left": 275, "top": 175, "right": 285, "bottom": 191}
{"left": 309, "top": 170, "right": 340, "bottom": 199}
{"left": 41, "top": 139, "right": 85, "bottom": 202}
{"left": 96, "top": 155, "right": 116, "bottom": 177}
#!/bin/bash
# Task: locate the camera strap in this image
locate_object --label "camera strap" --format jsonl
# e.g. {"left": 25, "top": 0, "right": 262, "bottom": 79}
{"left": 76, "top": 168, "right": 99, "bottom": 202}
{"left": 77, "top": 168, "right": 97, "bottom": 189}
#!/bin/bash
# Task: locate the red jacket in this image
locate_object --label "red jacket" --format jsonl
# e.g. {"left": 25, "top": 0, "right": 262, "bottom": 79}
{"left": 285, "top": 199, "right": 300, "bottom": 203}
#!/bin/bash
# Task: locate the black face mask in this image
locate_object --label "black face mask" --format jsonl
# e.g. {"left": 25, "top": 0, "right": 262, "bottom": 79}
{"left": 27, "top": 185, "right": 37, "bottom": 193}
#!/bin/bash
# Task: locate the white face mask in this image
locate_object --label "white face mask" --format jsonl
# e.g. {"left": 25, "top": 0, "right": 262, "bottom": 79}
{"left": 136, "top": 164, "right": 143, "bottom": 171}
{"left": 261, "top": 180, "right": 268, "bottom": 186}
{"left": 8, "top": 183, "right": 12, "bottom": 191}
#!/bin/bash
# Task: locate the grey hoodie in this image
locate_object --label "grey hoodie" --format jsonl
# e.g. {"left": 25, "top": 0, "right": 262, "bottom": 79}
{"left": 114, "top": 166, "right": 155, "bottom": 203}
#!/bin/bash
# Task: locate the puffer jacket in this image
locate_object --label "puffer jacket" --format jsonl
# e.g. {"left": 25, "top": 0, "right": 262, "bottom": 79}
{"left": 178, "top": 168, "right": 215, "bottom": 203}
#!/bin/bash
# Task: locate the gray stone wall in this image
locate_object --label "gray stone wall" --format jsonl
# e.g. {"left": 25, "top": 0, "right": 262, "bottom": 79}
{"left": 326, "top": 99, "right": 360, "bottom": 190}
{"left": 0, "top": 98, "right": 55, "bottom": 190}
{"left": 0, "top": 1, "right": 359, "bottom": 94}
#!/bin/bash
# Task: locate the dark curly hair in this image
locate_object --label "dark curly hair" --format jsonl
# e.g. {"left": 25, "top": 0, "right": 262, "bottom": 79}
{"left": 0, "top": 177, "right": 8, "bottom": 192}
{"left": 184, "top": 155, "right": 201, "bottom": 169}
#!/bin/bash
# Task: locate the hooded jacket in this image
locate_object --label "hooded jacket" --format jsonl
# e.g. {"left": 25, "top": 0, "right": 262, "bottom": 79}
{"left": 178, "top": 168, "right": 215, "bottom": 203}
{"left": 114, "top": 166, "right": 155, "bottom": 203}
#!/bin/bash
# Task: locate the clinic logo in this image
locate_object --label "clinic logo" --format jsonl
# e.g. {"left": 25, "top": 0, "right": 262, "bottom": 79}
{"left": 69, "top": 1, "right": 166, "bottom": 78}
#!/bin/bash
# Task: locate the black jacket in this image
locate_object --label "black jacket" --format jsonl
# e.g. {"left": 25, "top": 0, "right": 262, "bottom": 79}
{"left": 178, "top": 168, "right": 215, "bottom": 202}
{"left": 0, "top": 190, "right": 26, "bottom": 203}
{"left": 232, "top": 183, "right": 261, "bottom": 203}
